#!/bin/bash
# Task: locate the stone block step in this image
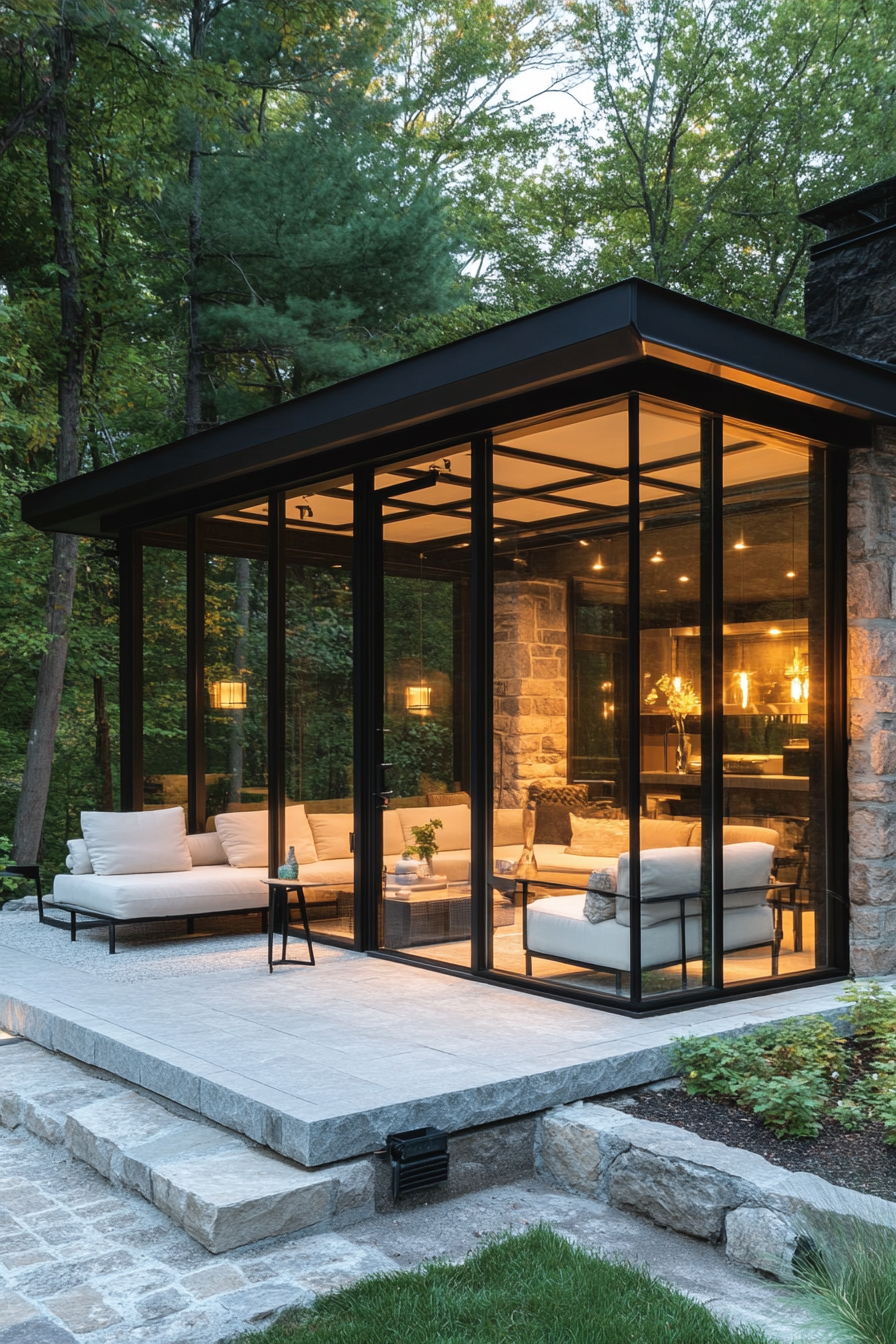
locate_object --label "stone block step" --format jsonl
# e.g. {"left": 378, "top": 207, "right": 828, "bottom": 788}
{"left": 0, "top": 1042, "right": 374, "bottom": 1253}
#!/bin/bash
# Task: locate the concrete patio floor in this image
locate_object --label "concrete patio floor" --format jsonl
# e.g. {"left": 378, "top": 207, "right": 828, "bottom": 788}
{"left": 0, "top": 924, "right": 855, "bottom": 1168}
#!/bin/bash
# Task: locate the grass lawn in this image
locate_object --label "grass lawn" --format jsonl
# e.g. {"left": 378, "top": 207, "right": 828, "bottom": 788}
{"left": 233, "top": 1225, "right": 771, "bottom": 1344}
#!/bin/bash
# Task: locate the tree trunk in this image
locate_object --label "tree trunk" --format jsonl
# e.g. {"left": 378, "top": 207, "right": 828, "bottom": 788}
{"left": 184, "top": 4, "right": 217, "bottom": 436}
{"left": 93, "top": 675, "right": 114, "bottom": 810}
{"left": 13, "top": 19, "right": 85, "bottom": 864}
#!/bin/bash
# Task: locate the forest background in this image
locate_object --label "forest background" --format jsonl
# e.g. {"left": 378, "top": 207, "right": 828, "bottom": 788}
{"left": 1, "top": 0, "right": 895, "bottom": 875}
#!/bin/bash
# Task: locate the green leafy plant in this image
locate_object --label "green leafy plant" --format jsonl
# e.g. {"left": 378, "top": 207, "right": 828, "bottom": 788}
{"left": 404, "top": 818, "right": 443, "bottom": 874}
{"left": 0, "top": 836, "right": 23, "bottom": 904}
{"left": 840, "top": 979, "right": 896, "bottom": 1045}
{"left": 672, "top": 1033, "right": 764, "bottom": 1101}
{"left": 739, "top": 1070, "right": 828, "bottom": 1139}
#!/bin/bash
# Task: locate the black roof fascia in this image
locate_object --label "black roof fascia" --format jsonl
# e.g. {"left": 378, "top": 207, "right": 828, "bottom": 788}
{"left": 22, "top": 278, "right": 896, "bottom": 538}
{"left": 102, "top": 356, "right": 874, "bottom": 537}
{"left": 800, "top": 176, "right": 896, "bottom": 229}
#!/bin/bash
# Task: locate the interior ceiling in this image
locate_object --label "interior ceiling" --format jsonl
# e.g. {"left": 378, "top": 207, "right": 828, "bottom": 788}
{"left": 211, "top": 405, "right": 812, "bottom": 553}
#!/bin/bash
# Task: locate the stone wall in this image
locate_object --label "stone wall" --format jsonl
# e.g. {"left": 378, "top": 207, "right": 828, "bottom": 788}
{"left": 805, "top": 232, "right": 896, "bottom": 362}
{"left": 493, "top": 579, "right": 568, "bottom": 807}
{"left": 847, "top": 429, "right": 896, "bottom": 974}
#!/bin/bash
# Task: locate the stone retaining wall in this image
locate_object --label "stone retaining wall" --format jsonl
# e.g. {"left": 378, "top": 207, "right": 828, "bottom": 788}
{"left": 538, "top": 1101, "right": 896, "bottom": 1280}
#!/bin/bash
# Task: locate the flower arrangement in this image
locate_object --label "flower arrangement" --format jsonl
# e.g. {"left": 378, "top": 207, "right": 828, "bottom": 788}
{"left": 646, "top": 673, "right": 701, "bottom": 719}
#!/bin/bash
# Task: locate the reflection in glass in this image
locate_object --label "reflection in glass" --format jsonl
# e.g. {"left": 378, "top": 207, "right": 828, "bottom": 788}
{"left": 378, "top": 453, "right": 472, "bottom": 968}
{"left": 143, "top": 538, "right": 187, "bottom": 814}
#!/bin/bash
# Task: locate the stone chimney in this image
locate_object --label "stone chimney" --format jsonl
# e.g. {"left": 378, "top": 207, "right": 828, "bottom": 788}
{"left": 802, "top": 177, "right": 896, "bottom": 362}
{"left": 802, "top": 178, "right": 896, "bottom": 973}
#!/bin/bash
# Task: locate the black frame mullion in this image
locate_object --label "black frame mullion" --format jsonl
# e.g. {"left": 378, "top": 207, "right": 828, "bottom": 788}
{"left": 354, "top": 466, "right": 381, "bottom": 950}
{"left": 627, "top": 393, "right": 641, "bottom": 1006}
{"left": 186, "top": 514, "right": 206, "bottom": 833}
{"left": 470, "top": 434, "right": 493, "bottom": 973}
{"left": 119, "top": 530, "right": 143, "bottom": 811}
{"left": 700, "top": 416, "right": 725, "bottom": 987}
{"left": 267, "top": 492, "right": 286, "bottom": 878}
{"left": 824, "top": 447, "right": 849, "bottom": 971}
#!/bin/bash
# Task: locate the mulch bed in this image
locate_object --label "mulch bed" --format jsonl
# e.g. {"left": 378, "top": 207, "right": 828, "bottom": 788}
{"left": 622, "top": 1086, "right": 896, "bottom": 1204}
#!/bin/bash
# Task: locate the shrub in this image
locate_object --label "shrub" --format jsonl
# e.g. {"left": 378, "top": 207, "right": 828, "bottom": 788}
{"left": 0, "top": 835, "right": 23, "bottom": 905}
{"left": 840, "top": 979, "right": 896, "bottom": 1045}
{"left": 739, "top": 1070, "right": 828, "bottom": 1139}
{"left": 671, "top": 1033, "right": 764, "bottom": 1101}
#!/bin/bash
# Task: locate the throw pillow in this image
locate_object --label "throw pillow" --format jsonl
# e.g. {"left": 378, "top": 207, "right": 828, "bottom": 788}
{"left": 583, "top": 890, "right": 616, "bottom": 923}
{"left": 533, "top": 802, "right": 573, "bottom": 846}
{"left": 566, "top": 815, "right": 630, "bottom": 858}
{"left": 528, "top": 784, "right": 589, "bottom": 808}
{"left": 81, "top": 807, "right": 192, "bottom": 876}
{"left": 427, "top": 792, "right": 471, "bottom": 808}
{"left": 65, "top": 838, "right": 94, "bottom": 874}
{"left": 215, "top": 805, "right": 318, "bottom": 868}
{"left": 493, "top": 808, "right": 524, "bottom": 847}
{"left": 398, "top": 805, "right": 470, "bottom": 852}
{"left": 186, "top": 831, "right": 227, "bottom": 866}
{"left": 587, "top": 866, "right": 617, "bottom": 892}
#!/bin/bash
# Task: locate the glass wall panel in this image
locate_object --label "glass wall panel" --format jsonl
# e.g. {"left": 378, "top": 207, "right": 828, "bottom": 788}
{"left": 637, "top": 402, "right": 705, "bottom": 997}
{"left": 202, "top": 511, "right": 268, "bottom": 827}
{"left": 490, "top": 401, "right": 631, "bottom": 997}
{"left": 377, "top": 452, "right": 472, "bottom": 967}
{"left": 142, "top": 523, "right": 187, "bottom": 814}
{"left": 284, "top": 479, "right": 354, "bottom": 941}
{"left": 721, "top": 422, "right": 825, "bottom": 983}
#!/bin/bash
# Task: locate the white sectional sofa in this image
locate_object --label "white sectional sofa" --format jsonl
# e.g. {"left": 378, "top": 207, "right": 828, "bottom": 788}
{"left": 47, "top": 801, "right": 781, "bottom": 975}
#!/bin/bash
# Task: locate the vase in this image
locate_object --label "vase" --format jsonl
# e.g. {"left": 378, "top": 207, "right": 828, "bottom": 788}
{"left": 278, "top": 845, "right": 298, "bottom": 880}
{"left": 395, "top": 855, "right": 421, "bottom": 886}
{"left": 675, "top": 729, "right": 692, "bottom": 774}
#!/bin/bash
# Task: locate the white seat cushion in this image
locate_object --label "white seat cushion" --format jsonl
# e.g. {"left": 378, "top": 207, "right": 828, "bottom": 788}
{"left": 81, "top": 808, "right": 192, "bottom": 876}
{"left": 526, "top": 893, "right": 774, "bottom": 972}
{"left": 53, "top": 867, "right": 269, "bottom": 920}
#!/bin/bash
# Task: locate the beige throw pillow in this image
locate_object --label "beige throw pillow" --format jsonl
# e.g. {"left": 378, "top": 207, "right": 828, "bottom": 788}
{"left": 398, "top": 805, "right": 470, "bottom": 852}
{"left": 215, "top": 805, "right": 318, "bottom": 868}
{"left": 494, "top": 808, "right": 524, "bottom": 847}
{"left": 565, "top": 816, "right": 629, "bottom": 858}
{"left": 81, "top": 807, "right": 192, "bottom": 876}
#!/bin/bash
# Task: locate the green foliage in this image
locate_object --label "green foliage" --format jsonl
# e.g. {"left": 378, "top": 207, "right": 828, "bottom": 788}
{"left": 0, "top": 835, "right": 24, "bottom": 901}
{"left": 839, "top": 979, "right": 896, "bottom": 1045}
{"left": 738, "top": 1071, "right": 827, "bottom": 1140}
{"left": 235, "top": 1223, "right": 771, "bottom": 1344}
{"left": 404, "top": 817, "right": 443, "bottom": 864}
{"left": 794, "top": 1211, "right": 896, "bottom": 1344}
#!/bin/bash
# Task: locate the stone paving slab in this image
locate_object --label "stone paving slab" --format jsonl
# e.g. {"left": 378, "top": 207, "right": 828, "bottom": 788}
{"left": 0, "top": 1118, "right": 810, "bottom": 1344}
{"left": 0, "top": 1044, "right": 374, "bottom": 1253}
{"left": 0, "top": 939, "right": 861, "bottom": 1166}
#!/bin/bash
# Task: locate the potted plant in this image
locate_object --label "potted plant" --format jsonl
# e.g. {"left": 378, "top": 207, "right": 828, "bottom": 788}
{"left": 404, "top": 818, "right": 444, "bottom": 876}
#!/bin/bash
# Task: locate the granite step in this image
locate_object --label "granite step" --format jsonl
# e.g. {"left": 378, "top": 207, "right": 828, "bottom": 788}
{"left": 0, "top": 1041, "right": 374, "bottom": 1253}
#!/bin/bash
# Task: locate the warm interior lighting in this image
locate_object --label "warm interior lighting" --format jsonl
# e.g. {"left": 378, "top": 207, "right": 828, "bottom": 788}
{"left": 737, "top": 671, "right": 750, "bottom": 709}
{"left": 678, "top": 575, "right": 689, "bottom": 583}
{"left": 650, "top": 550, "right": 664, "bottom": 563}
{"left": 209, "top": 680, "right": 247, "bottom": 710}
{"left": 785, "top": 648, "right": 809, "bottom": 703}
{"left": 672, "top": 676, "right": 682, "bottom": 693}
{"left": 592, "top": 555, "right": 605, "bottom": 571}
{"left": 405, "top": 684, "right": 432, "bottom": 714}
{"left": 786, "top": 570, "right": 796, "bottom": 579}
{"left": 734, "top": 534, "right": 747, "bottom": 550}
{"left": 769, "top": 627, "right": 782, "bottom": 636}
{"left": 579, "top": 539, "right": 588, "bottom": 547}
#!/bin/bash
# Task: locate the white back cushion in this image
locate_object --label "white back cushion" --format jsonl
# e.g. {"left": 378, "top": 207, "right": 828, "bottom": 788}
{"left": 81, "top": 808, "right": 192, "bottom": 876}
{"left": 214, "top": 805, "right": 318, "bottom": 868}
{"left": 186, "top": 831, "right": 227, "bottom": 866}
{"left": 382, "top": 809, "right": 405, "bottom": 855}
{"left": 307, "top": 813, "right": 353, "bottom": 862}
{"left": 615, "top": 842, "right": 774, "bottom": 926}
{"left": 65, "top": 838, "right": 94, "bottom": 874}
{"left": 494, "top": 809, "right": 524, "bottom": 847}
{"left": 398, "top": 805, "right": 470, "bottom": 851}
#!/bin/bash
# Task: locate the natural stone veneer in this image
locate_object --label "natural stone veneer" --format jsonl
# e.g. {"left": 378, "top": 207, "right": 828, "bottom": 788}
{"left": 494, "top": 579, "right": 568, "bottom": 806}
{"left": 539, "top": 1101, "right": 896, "bottom": 1280}
{"left": 847, "top": 428, "right": 896, "bottom": 973}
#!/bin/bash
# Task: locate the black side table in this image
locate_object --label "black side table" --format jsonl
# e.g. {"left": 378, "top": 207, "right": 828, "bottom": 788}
{"left": 263, "top": 878, "right": 316, "bottom": 973}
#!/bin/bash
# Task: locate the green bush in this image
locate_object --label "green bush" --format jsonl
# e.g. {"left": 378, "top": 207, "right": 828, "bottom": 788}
{"left": 0, "top": 835, "right": 23, "bottom": 904}
{"left": 839, "top": 979, "right": 896, "bottom": 1045}
{"left": 739, "top": 1070, "right": 827, "bottom": 1139}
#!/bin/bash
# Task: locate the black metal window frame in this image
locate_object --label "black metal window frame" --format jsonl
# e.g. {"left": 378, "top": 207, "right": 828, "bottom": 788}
{"left": 118, "top": 392, "right": 850, "bottom": 1014}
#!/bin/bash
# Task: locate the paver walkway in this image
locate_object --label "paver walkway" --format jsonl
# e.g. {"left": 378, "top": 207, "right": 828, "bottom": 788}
{"left": 0, "top": 1122, "right": 811, "bottom": 1344}
{"left": 0, "top": 921, "right": 856, "bottom": 1166}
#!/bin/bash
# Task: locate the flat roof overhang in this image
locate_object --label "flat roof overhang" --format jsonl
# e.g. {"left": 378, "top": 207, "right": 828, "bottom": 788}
{"left": 22, "top": 277, "right": 896, "bottom": 538}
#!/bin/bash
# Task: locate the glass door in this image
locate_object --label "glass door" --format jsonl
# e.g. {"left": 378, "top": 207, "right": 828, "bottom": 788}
{"left": 374, "top": 453, "right": 473, "bottom": 966}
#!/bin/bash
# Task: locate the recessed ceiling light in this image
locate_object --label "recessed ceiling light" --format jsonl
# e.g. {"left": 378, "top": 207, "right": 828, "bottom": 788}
{"left": 786, "top": 570, "right": 796, "bottom": 578}
{"left": 678, "top": 575, "right": 689, "bottom": 583}
{"left": 769, "top": 627, "right": 781, "bottom": 636}
{"left": 734, "top": 535, "right": 747, "bottom": 550}
{"left": 650, "top": 550, "right": 663, "bottom": 563}
{"left": 579, "top": 539, "right": 589, "bottom": 547}
{"left": 592, "top": 557, "right": 605, "bottom": 571}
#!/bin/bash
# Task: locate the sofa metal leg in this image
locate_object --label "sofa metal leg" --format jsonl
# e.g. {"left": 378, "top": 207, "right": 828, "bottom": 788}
{"left": 108, "top": 923, "right": 116, "bottom": 954}
{"left": 70, "top": 911, "right": 77, "bottom": 942}
{"left": 186, "top": 917, "right": 195, "bottom": 935}
{"left": 615, "top": 971, "right": 622, "bottom": 994}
